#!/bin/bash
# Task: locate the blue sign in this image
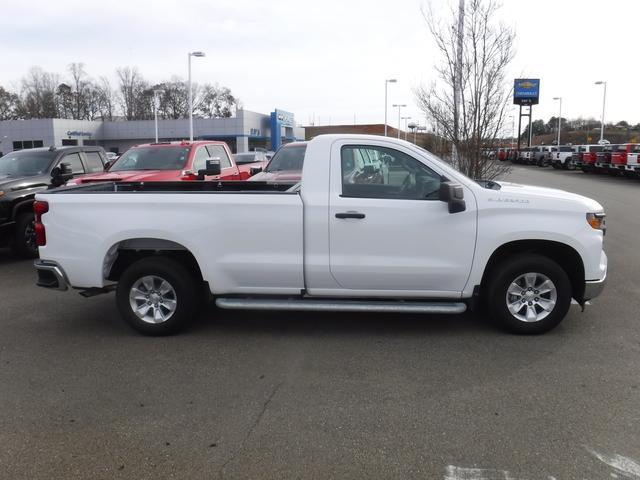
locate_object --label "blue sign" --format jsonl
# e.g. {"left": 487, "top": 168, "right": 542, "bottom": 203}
{"left": 274, "top": 109, "right": 294, "bottom": 127}
{"left": 66, "top": 130, "right": 92, "bottom": 137}
{"left": 270, "top": 109, "right": 296, "bottom": 150}
{"left": 514, "top": 79, "right": 540, "bottom": 105}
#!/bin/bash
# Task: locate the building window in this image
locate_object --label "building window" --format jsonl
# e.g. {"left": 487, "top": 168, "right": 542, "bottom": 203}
{"left": 62, "top": 139, "right": 78, "bottom": 146}
{"left": 11, "top": 140, "right": 44, "bottom": 151}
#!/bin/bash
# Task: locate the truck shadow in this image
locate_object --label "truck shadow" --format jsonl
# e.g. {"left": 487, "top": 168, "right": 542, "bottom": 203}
{"left": 189, "top": 303, "right": 498, "bottom": 337}
{"left": 0, "top": 247, "right": 31, "bottom": 266}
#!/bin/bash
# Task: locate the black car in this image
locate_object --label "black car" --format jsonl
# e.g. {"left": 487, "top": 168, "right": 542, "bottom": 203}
{"left": 0, "top": 146, "right": 107, "bottom": 258}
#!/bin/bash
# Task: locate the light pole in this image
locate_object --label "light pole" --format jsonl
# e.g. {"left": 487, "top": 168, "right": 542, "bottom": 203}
{"left": 392, "top": 104, "right": 406, "bottom": 139}
{"left": 153, "top": 89, "right": 163, "bottom": 143}
{"left": 188, "top": 51, "right": 205, "bottom": 141}
{"left": 509, "top": 115, "right": 515, "bottom": 148}
{"left": 595, "top": 81, "right": 607, "bottom": 143}
{"left": 553, "top": 97, "right": 562, "bottom": 145}
{"left": 401, "top": 116, "right": 412, "bottom": 140}
{"left": 384, "top": 79, "right": 397, "bottom": 137}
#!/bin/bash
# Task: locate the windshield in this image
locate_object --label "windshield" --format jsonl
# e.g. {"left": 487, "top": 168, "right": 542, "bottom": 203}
{"left": 109, "top": 146, "right": 190, "bottom": 171}
{"left": 0, "top": 150, "right": 57, "bottom": 177}
{"left": 265, "top": 145, "right": 307, "bottom": 172}
{"left": 235, "top": 153, "right": 259, "bottom": 164}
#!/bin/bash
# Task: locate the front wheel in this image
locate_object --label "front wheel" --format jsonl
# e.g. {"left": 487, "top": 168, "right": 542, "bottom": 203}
{"left": 487, "top": 254, "right": 572, "bottom": 334}
{"left": 116, "top": 257, "right": 199, "bottom": 335}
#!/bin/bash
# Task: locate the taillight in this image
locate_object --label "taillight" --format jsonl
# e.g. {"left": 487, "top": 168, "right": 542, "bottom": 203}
{"left": 34, "top": 200, "right": 49, "bottom": 221}
{"left": 33, "top": 200, "right": 49, "bottom": 247}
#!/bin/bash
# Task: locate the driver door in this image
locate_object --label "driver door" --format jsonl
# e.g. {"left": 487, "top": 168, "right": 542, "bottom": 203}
{"left": 328, "top": 142, "right": 477, "bottom": 295}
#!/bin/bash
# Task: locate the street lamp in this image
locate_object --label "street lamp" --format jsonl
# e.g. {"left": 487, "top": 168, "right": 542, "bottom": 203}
{"left": 595, "top": 81, "right": 607, "bottom": 144}
{"left": 188, "top": 51, "right": 205, "bottom": 141}
{"left": 392, "top": 104, "right": 406, "bottom": 139}
{"left": 401, "top": 116, "right": 412, "bottom": 141}
{"left": 553, "top": 97, "right": 562, "bottom": 145}
{"left": 384, "top": 79, "right": 397, "bottom": 137}
{"left": 153, "top": 89, "right": 163, "bottom": 143}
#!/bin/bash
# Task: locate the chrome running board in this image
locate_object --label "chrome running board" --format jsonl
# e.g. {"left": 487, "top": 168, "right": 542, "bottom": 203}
{"left": 215, "top": 298, "right": 466, "bottom": 314}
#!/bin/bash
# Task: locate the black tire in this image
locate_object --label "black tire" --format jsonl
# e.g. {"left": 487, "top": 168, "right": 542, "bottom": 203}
{"left": 487, "top": 254, "right": 572, "bottom": 335}
{"left": 13, "top": 212, "right": 39, "bottom": 259}
{"left": 566, "top": 159, "right": 576, "bottom": 170}
{"left": 116, "top": 256, "right": 199, "bottom": 335}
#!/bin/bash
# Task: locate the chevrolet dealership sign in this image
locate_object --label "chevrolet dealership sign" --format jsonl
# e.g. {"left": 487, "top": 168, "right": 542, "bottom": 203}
{"left": 513, "top": 79, "right": 540, "bottom": 105}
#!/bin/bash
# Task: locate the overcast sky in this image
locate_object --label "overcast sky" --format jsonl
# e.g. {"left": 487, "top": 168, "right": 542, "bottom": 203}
{"left": 1, "top": 0, "right": 638, "bottom": 131}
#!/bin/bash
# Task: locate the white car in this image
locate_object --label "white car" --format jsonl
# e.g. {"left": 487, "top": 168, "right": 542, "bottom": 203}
{"left": 34, "top": 134, "right": 607, "bottom": 336}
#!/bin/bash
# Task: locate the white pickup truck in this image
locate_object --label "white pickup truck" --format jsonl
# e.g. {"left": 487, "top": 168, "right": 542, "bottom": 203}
{"left": 33, "top": 135, "right": 607, "bottom": 336}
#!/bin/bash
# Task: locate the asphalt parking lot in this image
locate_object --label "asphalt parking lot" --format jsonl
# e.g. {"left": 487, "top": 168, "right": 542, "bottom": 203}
{"left": 1, "top": 165, "right": 639, "bottom": 480}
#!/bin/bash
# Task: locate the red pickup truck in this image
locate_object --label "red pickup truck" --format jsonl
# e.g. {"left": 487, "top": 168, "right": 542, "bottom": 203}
{"left": 611, "top": 143, "right": 640, "bottom": 176}
{"left": 579, "top": 144, "right": 605, "bottom": 173}
{"left": 72, "top": 141, "right": 265, "bottom": 184}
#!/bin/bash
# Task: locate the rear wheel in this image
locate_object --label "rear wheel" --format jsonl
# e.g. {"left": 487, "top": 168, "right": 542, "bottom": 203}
{"left": 487, "top": 254, "right": 572, "bottom": 334}
{"left": 566, "top": 158, "right": 576, "bottom": 170}
{"left": 116, "top": 257, "right": 199, "bottom": 335}
{"left": 13, "top": 212, "right": 38, "bottom": 259}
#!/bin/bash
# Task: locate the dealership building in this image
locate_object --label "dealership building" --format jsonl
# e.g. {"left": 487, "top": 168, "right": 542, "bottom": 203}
{"left": 0, "top": 108, "right": 305, "bottom": 157}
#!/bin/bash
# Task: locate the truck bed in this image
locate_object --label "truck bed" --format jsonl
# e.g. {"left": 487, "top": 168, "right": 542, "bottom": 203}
{"left": 51, "top": 180, "right": 297, "bottom": 194}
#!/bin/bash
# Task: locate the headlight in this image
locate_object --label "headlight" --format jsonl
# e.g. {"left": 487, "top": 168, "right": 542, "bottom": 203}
{"left": 587, "top": 212, "right": 606, "bottom": 233}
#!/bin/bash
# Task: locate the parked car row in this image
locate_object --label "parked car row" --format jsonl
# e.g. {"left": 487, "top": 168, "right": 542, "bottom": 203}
{"left": 495, "top": 144, "right": 640, "bottom": 178}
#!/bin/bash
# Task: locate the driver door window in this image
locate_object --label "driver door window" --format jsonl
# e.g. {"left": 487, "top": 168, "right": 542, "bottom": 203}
{"left": 341, "top": 145, "right": 441, "bottom": 200}
{"left": 206, "top": 145, "right": 232, "bottom": 168}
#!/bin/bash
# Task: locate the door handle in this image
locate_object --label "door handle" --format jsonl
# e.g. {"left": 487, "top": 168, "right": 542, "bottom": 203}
{"left": 335, "top": 212, "right": 365, "bottom": 219}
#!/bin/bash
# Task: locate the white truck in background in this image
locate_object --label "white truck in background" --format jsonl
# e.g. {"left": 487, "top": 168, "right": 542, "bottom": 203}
{"left": 33, "top": 135, "right": 607, "bottom": 336}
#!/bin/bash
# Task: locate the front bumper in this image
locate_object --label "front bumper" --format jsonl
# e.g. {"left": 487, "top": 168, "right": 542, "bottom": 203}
{"left": 34, "top": 260, "right": 69, "bottom": 291}
{"left": 583, "top": 250, "right": 607, "bottom": 301}
{"left": 584, "top": 274, "right": 606, "bottom": 301}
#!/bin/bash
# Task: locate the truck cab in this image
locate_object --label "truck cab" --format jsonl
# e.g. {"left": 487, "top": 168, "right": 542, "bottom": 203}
{"left": 71, "top": 141, "right": 243, "bottom": 185}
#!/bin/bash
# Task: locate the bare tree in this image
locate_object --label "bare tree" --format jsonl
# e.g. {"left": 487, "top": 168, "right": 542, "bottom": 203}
{"left": 416, "top": 0, "right": 515, "bottom": 179}
{"left": 94, "top": 77, "right": 114, "bottom": 120}
{"left": 116, "top": 66, "right": 149, "bottom": 120}
{"left": 68, "top": 62, "right": 90, "bottom": 119}
{"left": 18, "top": 67, "right": 59, "bottom": 119}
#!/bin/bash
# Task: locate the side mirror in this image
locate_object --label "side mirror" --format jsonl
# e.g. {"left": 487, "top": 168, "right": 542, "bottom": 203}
{"left": 104, "top": 160, "right": 112, "bottom": 171}
{"left": 250, "top": 166, "right": 263, "bottom": 176}
{"left": 197, "top": 158, "right": 221, "bottom": 180}
{"left": 50, "top": 162, "right": 74, "bottom": 188}
{"left": 438, "top": 181, "right": 466, "bottom": 214}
